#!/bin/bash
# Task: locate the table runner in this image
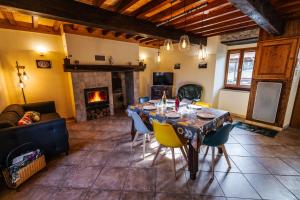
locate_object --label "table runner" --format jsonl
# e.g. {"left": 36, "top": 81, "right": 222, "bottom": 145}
{"left": 128, "top": 102, "right": 232, "bottom": 151}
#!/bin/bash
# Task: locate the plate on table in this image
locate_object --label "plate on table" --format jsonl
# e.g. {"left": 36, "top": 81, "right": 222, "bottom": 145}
{"left": 167, "top": 99, "right": 175, "bottom": 103}
{"left": 149, "top": 99, "right": 160, "bottom": 104}
{"left": 166, "top": 112, "right": 181, "bottom": 119}
{"left": 189, "top": 104, "right": 202, "bottom": 110}
{"left": 197, "top": 112, "right": 215, "bottom": 119}
{"left": 143, "top": 105, "right": 156, "bottom": 110}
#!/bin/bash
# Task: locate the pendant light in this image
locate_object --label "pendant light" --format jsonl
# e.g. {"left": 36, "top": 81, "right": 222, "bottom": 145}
{"left": 198, "top": 10, "right": 207, "bottom": 63}
{"left": 163, "top": 0, "right": 174, "bottom": 52}
{"left": 179, "top": 0, "right": 190, "bottom": 51}
{"left": 157, "top": 41, "right": 161, "bottom": 63}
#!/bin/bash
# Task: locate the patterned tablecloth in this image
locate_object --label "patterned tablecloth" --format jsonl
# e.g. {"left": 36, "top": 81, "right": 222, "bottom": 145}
{"left": 128, "top": 101, "right": 232, "bottom": 151}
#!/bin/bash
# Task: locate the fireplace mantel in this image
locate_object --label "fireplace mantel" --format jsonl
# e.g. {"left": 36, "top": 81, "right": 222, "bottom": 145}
{"left": 64, "top": 64, "right": 145, "bottom": 72}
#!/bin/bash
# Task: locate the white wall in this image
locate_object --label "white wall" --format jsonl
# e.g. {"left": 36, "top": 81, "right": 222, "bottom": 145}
{"left": 64, "top": 33, "right": 139, "bottom": 65}
{"left": 139, "top": 46, "right": 159, "bottom": 97}
{"left": 284, "top": 50, "right": 300, "bottom": 127}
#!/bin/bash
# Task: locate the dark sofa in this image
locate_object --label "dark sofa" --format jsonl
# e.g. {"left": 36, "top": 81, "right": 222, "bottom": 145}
{"left": 0, "top": 101, "right": 69, "bottom": 165}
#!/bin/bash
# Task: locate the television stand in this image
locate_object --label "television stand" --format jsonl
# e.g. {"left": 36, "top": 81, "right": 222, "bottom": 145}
{"left": 151, "top": 85, "right": 173, "bottom": 100}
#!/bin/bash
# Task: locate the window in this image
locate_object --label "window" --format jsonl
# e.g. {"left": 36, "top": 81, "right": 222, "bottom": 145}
{"left": 225, "top": 48, "right": 256, "bottom": 90}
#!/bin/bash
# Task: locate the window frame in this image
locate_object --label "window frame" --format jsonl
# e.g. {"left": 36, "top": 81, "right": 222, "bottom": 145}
{"left": 224, "top": 47, "right": 256, "bottom": 91}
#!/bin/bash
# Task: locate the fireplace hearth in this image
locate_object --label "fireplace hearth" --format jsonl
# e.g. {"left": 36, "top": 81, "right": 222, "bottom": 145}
{"left": 84, "top": 87, "right": 109, "bottom": 120}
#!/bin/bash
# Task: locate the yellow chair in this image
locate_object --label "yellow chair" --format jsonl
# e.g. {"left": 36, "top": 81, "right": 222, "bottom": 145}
{"left": 152, "top": 120, "right": 188, "bottom": 178}
{"left": 194, "top": 101, "right": 212, "bottom": 108}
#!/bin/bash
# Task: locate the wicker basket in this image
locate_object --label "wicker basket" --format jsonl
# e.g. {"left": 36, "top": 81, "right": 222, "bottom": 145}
{"left": 2, "top": 155, "right": 46, "bottom": 189}
{"left": 2, "top": 142, "right": 46, "bottom": 189}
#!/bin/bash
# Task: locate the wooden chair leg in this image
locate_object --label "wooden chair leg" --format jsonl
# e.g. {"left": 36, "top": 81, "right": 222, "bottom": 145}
{"left": 221, "top": 145, "right": 231, "bottom": 168}
{"left": 179, "top": 147, "right": 188, "bottom": 163}
{"left": 152, "top": 145, "right": 162, "bottom": 166}
{"left": 143, "top": 134, "right": 146, "bottom": 159}
{"left": 131, "top": 131, "right": 139, "bottom": 151}
{"left": 171, "top": 148, "right": 176, "bottom": 179}
{"left": 211, "top": 147, "right": 215, "bottom": 180}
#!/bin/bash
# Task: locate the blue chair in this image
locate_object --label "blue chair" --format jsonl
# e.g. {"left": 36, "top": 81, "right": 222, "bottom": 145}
{"left": 139, "top": 96, "right": 150, "bottom": 104}
{"left": 203, "top": 124, "right": 233, "bottom": 179}
{"left": 131, "top": 111, "right": 152, "bottom": 159}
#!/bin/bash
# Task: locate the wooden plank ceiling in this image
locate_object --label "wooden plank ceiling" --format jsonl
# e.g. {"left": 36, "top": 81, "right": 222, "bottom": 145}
{"left": 0, "top": 0, "right": 298, "bottom": 48}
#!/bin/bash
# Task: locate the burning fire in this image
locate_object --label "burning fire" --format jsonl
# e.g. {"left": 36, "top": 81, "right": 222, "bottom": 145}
{"left": 88, "top": 91, "right": 106, "bottom": 103}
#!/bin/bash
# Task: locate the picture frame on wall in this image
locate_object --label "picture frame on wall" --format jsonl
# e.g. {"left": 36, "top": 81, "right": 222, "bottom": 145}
{"left": 36, "top": 60, "right": 52, "bottom": 69}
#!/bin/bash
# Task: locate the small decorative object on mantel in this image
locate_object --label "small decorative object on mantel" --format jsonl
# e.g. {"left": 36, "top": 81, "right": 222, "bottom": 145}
{"left": 128, "top": 62, "right": 132, "bottom": 66}
{"left": 64, "top": 57, "right": 70, "bottom": 65}
{"left": 74, "top": 60, "right": 80, "bottom": 65}
{"left": 138, "top": 61, "right": 146, "bottom": 71}
{"left": 174, "top": 63, "right": 181, "bottom": 69}
{"left": 108, "top": 56, "right": 114, "bottom": 65}
{"left": 36, "top": 60, "right": 52, "bottom": 69}
{"left": 198, "top": 63, "right": 207, "bottom": 69}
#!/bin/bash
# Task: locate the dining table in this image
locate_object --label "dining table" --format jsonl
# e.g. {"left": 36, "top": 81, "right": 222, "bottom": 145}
{"left": 128, "top": 99, "right": 232, "bottom": 180}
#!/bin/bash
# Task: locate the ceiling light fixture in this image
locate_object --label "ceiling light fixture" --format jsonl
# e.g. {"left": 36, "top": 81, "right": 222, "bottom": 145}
{"left": 198, "top": 10, "right": 207, "bottom": 64}
{"left": 179, "top": 0, "right": 190, "bottom": 51}
{"left": 163, "top": 0, "right": 174, "bottom": 52}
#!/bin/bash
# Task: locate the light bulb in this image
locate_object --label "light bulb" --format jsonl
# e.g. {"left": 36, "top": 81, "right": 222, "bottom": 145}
{"left": 19, "top": 81, "right": 24, "bottom": 88}
{"left": 157, "top": 52, "right": 161, "bottom": 63}
{"left": 182, "top": 40, "right": 186, "bottom": 49}
{"left": 179, "top": 35, "right": 190, "bottom": 51}
{"left": 166, "top": 43, "right": 170, "bottom": 51}
{"left": 23, "top": 72, "right": 29, "bottom": 81}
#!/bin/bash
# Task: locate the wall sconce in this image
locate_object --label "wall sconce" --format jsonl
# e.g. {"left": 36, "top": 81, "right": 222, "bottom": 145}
{"left": 16, "top": 61, "right": 28, "bottom": 103}
{"left": 157, "top": 50, "right": 161, "bottom": 63}
{"left": 37, "top": 46, "right": 47, "bottom": 56}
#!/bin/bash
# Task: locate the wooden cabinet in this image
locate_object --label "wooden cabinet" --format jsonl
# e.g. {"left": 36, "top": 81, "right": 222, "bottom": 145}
{"left": 253, "top": 38, "right": 298, "bottom": 80}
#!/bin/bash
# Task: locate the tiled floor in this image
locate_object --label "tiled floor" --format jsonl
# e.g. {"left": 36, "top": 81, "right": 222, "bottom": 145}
{"left": 1, "top": 114, "right": 300, "bottom": 200}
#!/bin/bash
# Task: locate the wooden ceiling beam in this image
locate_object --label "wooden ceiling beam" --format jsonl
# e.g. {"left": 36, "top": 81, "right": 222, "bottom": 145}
{"left": 135, "top": 35, "right": 144, "bottom": 40}
{"left": 125, "top": 34, "right": 134, "bottom": 39}
{"left": 228, "top": 0, "right": 284, "bottom": 35}
{"left": 202, "top": 23, "right": 258, "bottom": 36}
{"left": 32, "top": 15, "right": 38, "bottom": 29}
{"left": 174, "top": 5, "right": 239, "bottom": 28}
{"left": 0, "top": 10, "right": 16, "bottom": 25}
{"left": 115, "top": 0, "right": 139, "bottom": 13}
{"left": 87, "top": 27, "right": 96, "bottom": 33}
{"left": 94, "top": 0, "right": 106, "bottom": 7}
{"left": 149, "top": 0, "right": 204, "bottom": 23}
{"left": 101, "top": 29, "right": 110, "bottom": 35}
{"left": 0, "top": 0, "right": 206, "bottom": 45}
{"left": 139, "top": 38, "right": 155, "bottom": 43}
{"left": 114, "top": 31, "right": 123, "bottom": 37}
{"left": 168, "top": 0, "right": 230, "bottom": 25}
{"left": 130, "top": 0, "right": 170, "bottom": 18}
{"left": 72, "top": 24, "right": 79, "bottom": 30}
{"left": 193, "top": 19, "right": 254, "bottom": 34}
{"left": 185, "top": 13, "right": 248, "bottom": 32}
{"left": 52, "top": 20, "right": 61, "bottom": 32}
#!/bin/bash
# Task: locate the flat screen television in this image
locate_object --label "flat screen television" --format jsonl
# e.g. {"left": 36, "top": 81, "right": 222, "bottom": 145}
{"left": 153, "top": 72, "right": 173, "bottom": 85}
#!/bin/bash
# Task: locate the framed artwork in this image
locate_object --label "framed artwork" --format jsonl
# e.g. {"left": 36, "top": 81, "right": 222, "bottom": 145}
{"left": 36, "top": 60, "right": 52, "bottom": 69}
{"left": 174, "top": 63, "right": 181, "bottom": 69}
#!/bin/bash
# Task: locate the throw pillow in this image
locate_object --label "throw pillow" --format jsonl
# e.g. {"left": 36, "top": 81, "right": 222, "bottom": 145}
{"left": 25, "top": 111, "right": 41, "bottom": 122}
{"left": 18, "top": 115, "right": 32, "bottom": 126}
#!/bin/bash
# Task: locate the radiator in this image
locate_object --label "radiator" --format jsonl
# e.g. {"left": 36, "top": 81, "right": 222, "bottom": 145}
{"left": 252, "top": 82, "right": 282, "bottom": 123}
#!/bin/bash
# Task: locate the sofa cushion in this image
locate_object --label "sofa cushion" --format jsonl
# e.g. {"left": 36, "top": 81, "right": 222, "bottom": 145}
{"left": 2, "top": 104, "right": 25, "bottom": 118}
{"left": 40, "top": 113, "right": 60, "bottom": 122}
{"left": 0, "top": 112, "right": 20, "bottom": 128}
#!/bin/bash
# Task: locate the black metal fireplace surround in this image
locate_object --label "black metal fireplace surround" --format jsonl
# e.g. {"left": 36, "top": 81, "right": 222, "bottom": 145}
{"left": 84, "top": 87, "right": 109, "bottom": 120}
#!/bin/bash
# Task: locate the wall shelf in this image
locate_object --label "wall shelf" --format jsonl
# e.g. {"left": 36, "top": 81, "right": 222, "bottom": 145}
{"left": 64, "top": 64, "right": 145, "bottom": 72}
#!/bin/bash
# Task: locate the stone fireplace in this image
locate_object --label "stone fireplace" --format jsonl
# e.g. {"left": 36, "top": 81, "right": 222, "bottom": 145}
{"left": 70, "top": 71, "right": 139, "bottom": 122}
{"left": 84, "top": 87, "right": 110, "bottom": 120}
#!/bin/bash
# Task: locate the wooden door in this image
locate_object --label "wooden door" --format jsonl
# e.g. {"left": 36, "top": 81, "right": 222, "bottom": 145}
{"left": 291, "top": 83, "right": 300, "bottom": 129}
{"left": 253, "top": 38, "right": 298, "bottom": 80}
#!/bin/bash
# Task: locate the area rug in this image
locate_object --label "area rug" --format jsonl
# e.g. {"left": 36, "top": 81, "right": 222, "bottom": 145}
{"left": 234, "top": 121, "right": 278, "bottom": 137}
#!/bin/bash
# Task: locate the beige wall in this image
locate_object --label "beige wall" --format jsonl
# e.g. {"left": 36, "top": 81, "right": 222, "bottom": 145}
{"left": 139, "top": 46, "right": 159, "bottom": 97}
{"left": 0, "top": 28, "right": 74, "bottom": 118}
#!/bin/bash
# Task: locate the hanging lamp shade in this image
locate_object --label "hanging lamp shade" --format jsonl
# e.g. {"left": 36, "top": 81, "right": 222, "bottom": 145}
{"left": 163, "top": 39, "right": 174, "bottom": 52}
{"left": 178, "top": 35, "right": 190, "bottom": 51}
{"left": 157, "top": 51, "right": 161, "bottom": 63}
